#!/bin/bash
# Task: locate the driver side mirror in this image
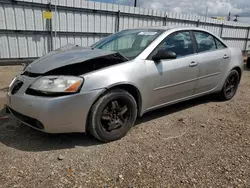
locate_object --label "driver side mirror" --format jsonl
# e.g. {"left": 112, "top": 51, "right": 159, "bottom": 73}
{"left": 152, "top": 50, "right": 177, "bottom": 61}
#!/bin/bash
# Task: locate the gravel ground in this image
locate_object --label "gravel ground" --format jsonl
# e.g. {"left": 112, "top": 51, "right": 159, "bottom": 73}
{"left": 0, "top": 66, "right": 250, "bottom": 188}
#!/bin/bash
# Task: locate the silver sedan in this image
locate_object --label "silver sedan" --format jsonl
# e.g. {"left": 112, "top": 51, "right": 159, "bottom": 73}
{"left": 6, "top": 27, "right": 243, "bottom": 142}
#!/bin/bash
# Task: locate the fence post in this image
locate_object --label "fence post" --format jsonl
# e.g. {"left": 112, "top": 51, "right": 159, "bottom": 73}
{"left": 163, "top": 15, "right": 168, "bottom": 26}
{"left": 244, "top": 27, "right": 250, "bottom": 52}
{"left": 196, "top": 19, "right": 200, "bottom": 27}
{"left": 220, "top": 24, "right": 224, "bottom": 38}
{"left": 116, "top": 10, "right": 120, "bottom": 32}
{"left": 46, "top": 3, "right": 53, "bottom": 52}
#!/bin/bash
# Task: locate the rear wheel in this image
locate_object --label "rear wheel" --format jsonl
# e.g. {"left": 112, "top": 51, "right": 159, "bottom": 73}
{"left": 247, "top": 57, "right": 250, "bottom": 69}
{"left": 88, "top": 89, "right": 137, "bottom": 142}
{"left": 218, "top": 70, "right": 240, "bottom": 101}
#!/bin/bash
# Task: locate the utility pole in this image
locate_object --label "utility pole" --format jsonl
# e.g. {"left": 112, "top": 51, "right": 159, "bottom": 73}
{"left": 204, "top": 7, "right": 208, "bottom": 24}
{"left": 227, "top": 12, "right": 231, "bottom": 21}
{"left": 134, "top": 0, "right": 137, "bottom": 7}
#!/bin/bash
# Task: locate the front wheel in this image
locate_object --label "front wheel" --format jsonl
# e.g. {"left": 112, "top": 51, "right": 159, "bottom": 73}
{"left": 88, "top": 89, "right": 137, "bottom": 142}
{"left": 218, "top": 70, "right": 240, "bottom": 101}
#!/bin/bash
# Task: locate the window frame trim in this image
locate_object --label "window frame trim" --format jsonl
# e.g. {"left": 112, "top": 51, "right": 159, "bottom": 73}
{"left": 213, "top": 37, "right": 218, "bottom": 49}
{"left": 146, "top": 30, "right": 196, "bottom": 60}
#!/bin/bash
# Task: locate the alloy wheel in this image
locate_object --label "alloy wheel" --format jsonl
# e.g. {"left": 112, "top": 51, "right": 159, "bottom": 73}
{"left": 225, "top": 73, "right": 238, "bottom": 98}
{"left": 100, "top": 99, "right": 130, "bottom": 132}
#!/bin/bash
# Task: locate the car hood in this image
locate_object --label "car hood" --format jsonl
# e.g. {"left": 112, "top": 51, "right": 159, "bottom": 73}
{"left": 25, "top": 44, "right": 118, "bottom": 74}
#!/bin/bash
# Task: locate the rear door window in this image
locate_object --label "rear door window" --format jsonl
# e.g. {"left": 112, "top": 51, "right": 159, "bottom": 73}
{"left": 193, "top": 31, "right": 216, "bottom": 53}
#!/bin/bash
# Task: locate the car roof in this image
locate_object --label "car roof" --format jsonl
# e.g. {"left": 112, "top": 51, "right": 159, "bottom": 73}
{"left": 127, "top": 25, "right": 211, "bottom": 33}
{"left": 125, "top": 25, "right": 222, "bottom": 39}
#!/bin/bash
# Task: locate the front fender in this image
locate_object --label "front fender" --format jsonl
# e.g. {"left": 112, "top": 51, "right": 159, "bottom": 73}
{"left": 80, "top": 59, "right": 148, "bottom": 114}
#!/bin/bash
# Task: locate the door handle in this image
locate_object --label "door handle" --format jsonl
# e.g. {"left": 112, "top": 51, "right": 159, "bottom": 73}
{"left": 223, "top": 54, "right": 229, "bottom": 59}
{"left": 189, "top": 61, "right": 198, "bottom": 67}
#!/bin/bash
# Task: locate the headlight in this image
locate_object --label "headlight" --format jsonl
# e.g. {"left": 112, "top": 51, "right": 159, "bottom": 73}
{"left": 29, "top": 76, "right": 84, "bottom": 94}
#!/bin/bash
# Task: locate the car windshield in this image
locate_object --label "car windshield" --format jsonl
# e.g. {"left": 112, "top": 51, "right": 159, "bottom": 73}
{"left": 92, "top": 29, "right": 164, "bottom": 59}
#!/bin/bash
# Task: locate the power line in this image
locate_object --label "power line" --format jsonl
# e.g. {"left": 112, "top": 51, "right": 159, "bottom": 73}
{"left": 128, "top": 0, "right": 133, "bottom": 6}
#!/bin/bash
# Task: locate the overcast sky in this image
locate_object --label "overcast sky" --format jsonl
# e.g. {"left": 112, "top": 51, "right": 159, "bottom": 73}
{"left": 138, "top": 0, "right": 249, "bottom": 17}
{"left": 97, "top": 0, "right": 250, "bottom": 21}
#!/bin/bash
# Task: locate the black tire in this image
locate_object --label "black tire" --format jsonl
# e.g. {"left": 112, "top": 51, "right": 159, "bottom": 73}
{"left": 88, "top": 89, "right": 137, "bottom": 142}
{"left": 219, "top": 70, "right": 240, "bottom": 101}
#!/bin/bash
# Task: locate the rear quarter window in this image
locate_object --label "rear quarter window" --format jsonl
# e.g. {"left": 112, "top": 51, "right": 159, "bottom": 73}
{"left": 214, "top": 38, "right": 227, "bottom": 49}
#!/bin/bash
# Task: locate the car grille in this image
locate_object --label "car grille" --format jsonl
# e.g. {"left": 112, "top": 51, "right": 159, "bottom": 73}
{"left": 8, "top": 107, "right": 44, "bottom": 130}
{"left": 11, "top": 80, "right": 23, "bottom": 95}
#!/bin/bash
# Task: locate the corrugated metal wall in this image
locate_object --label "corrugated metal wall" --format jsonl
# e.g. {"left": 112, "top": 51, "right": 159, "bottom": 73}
{"left": 0, "top": 0, "right": 250, "bottom": 59}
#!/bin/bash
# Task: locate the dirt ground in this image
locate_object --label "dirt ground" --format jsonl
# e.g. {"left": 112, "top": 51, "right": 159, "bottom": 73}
{"left": 0, "top": 66, "right": 250, "bottom": 188}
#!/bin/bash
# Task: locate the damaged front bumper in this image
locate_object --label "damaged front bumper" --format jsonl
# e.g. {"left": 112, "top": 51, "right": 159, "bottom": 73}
{"left": 6, "top": 77, "right": 105, "bottom": 133}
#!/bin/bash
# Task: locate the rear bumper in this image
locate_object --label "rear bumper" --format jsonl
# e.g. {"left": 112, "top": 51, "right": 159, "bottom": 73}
{"left": 6, "top": 89, "right": 105, "bottom": 133}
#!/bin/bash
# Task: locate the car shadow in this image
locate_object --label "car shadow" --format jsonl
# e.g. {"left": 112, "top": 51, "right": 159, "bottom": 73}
{"left": 135, "top": 94, "right": 217, "bottom": 126}
{"left": 0, "top": 94, "right": 219, "bottom": 152}
{"left": 0, "top": 87, "right": 9, "bottom": 92}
